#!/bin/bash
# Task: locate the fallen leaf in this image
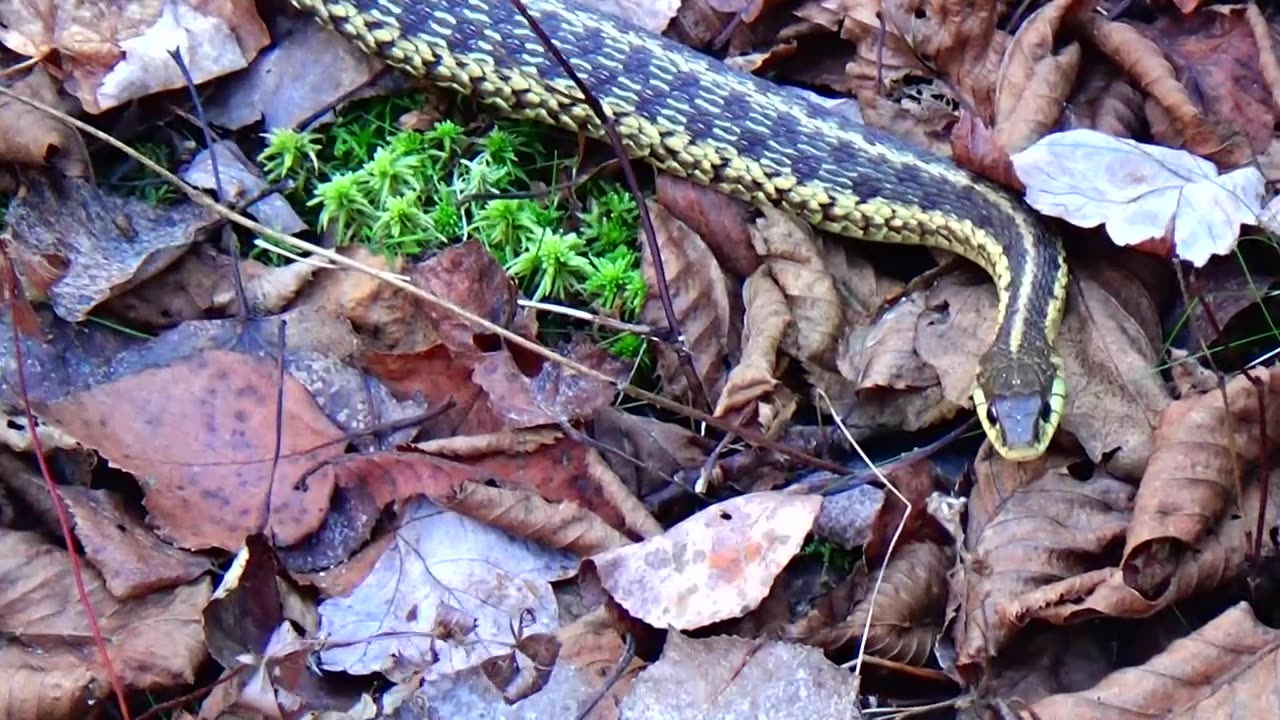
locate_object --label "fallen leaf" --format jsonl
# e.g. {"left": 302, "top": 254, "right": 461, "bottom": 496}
{"left": 0, "top": 66, "right": 88, "bottom": 176}
{"left": 1, "top": 0, "right": 270, "bottom": 113}
{"left": 203, "top": 11, "right": 383, "bottom": 130}
{"left": 619, "top": 634, "right": 858, "bottom": 720}
{"left": 952, "top": 470, "right": 1134, "bottom": 676}
{"left": 589, "top": 491, "right": 821, "bottom": 630}
{"left": 0, "top": 530, "right": 210, "bottom": 716}
{"left": 789, "top": 541, "right": 950, "bottom": 666}
{"left": 640, "top": 200, "right": 740, "bottom": 406}
{"left": 1030, "top": 602, "right": 1280, "bottom": 717}
{"left": 714, "top": 270, "right": 792, "bottom": 424}
{"left": 317, "top": 497, "right": 578, "bottom": 682}
{"left": 992, "top": 0, "right": 1088, "bottom": 154}
{"left": 1012, "top": 129, "right": 1265, "bottom": 267}
{"left": 655, "top": 174, "right": 759, "bottom": 279}
{"left": 6, "top": 171, "right": 219, "bottom": 321}
{"left": 40, "top": 348, "right": 346, "bottom": 550}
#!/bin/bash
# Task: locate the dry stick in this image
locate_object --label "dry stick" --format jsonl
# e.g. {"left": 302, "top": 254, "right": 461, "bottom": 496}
{"left": 505, "top": 0, "right": 713, "bottom": 414}
{"left": 3, "top": 278, "right": 130, "bottom": 716}
{"left": 0, "top": 84, "right": 856, "bottom": 479}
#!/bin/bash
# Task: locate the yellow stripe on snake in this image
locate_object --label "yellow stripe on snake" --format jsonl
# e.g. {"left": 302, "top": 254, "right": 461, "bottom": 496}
{"left": 289, "top": 0, "right": 1070, "bottom": 461}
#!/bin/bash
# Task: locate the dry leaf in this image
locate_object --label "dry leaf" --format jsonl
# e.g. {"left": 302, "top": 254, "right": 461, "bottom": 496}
{"left": 0, "top": 0, "right": 270, "bottom": 113}
{"left": 6, "top": 172, "right": 219, "bottom": 321}
{"left": 0, "top": 531, "right": 210, "bottom": 717}
{"left": 589, "top": 491, "right": 821, "bottom": 630}
{"left": 1029, "top": 602, "right": 1280, "bottom": 717}
{"left": 1012, "top": 129, "right": 1265, "bottom": 267}
{"left": 1122, "top": 365, "right": 1280, "bottom": 597}
{"left": 640, "top": 200, "right": 739, "bottom": 405}
{"left": 317, "top": 497, "right": 577, "bottom": 682}
{"left": 714, "top": 270, "right": 792, "bottom": 423}
{"left": 619, "top": 634, "right": 858, "bottom": 719}
{"left": 40, "top": 349, "right": 346, "bottom": 550}
{"left": 792, "top": 541, "right": 950, "bottom": 665}
{"left": 0, "top": 66, "right": 88, "bottom": 176}
{"left": 952, "top": 470, "right": 1134, "bottom": 675}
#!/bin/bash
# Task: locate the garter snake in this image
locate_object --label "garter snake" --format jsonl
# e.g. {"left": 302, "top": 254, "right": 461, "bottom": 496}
{"left": 289, "top": 0, "right": 1070, "bottom": 460}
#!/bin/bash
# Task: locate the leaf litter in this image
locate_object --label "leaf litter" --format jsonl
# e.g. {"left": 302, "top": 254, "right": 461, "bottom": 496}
{"left": 3, "top": 0, "right": 1280, "bottom": 718}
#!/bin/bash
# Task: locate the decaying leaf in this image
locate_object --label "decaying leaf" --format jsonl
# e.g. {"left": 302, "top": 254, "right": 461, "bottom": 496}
{"left": 317, "top": 497, "right": 577, "bottom": 682}
{"left": 6, "top": 172, "right": 219, "bottom": 321}
{"left": 40, "top": 349, "right": 346, "bottom": 550}
{"left": 640, "top": 200, "right": 740, "bottom": 406}
{"left": 0, "top": 66, "right": 89, "bottom": 176}
{"left": 589, "top": 491, "right": 821, "bottom": 630}
{"left": 714, "top": 270, "right": 792, "bottom": 426}
{"left": 952, "top": 470, "right": 1134, "bottom": 675}
{"left": 0, "top": 530, "right": 210, "bottom": 717}
{"left": 0, "top": 0, "right": 271, "bottom": 113}
{"left": 790, "top": 541, "right": 950, "bottom": 666}
{"left": 993, "top": 0, "right": 1088, "bottom": 154}
{"left": 1030, "top": 602, "right": 1280, "bottom": 717}
{"left": 1012, "top": 129, "right": 1265, "bottom": 267}
{"left": 619, "top": 634, "right": 858, "bottom": 720}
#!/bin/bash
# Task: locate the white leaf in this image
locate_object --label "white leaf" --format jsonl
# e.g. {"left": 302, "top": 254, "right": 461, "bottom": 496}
{"left": 1011, "top": 129, "right": 1266, "bottom": 267}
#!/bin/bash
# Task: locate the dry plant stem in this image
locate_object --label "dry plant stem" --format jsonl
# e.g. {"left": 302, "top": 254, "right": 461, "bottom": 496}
{"left": 816, "top": 388, "right": 911, "bottom": 702}
{"left": 517, "top": 298, "right": 653, "bottom": 334}
{"left": 506, "top": 0, "right": 712, "bottom": 414}
{"left": 134, "top": 665, "right": 250, "bottom": 720}
{"left": 264, "top": 321, "right": 288, "bottom": 538}
{"left": 0, "top": 84, "right": 857, "bottom": 478}
{"left": 5, "top": 276, "right": 130, "bottom": 717}
{"left": 167, "top": 48, "right": 250, "bottom": 318}
{"left": 574, "top": 633, "right": 635, "bottom": 720}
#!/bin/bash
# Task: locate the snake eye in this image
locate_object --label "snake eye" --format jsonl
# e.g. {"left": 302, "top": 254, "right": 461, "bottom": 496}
{"left": 1039, "top": 401, "right": 1053, "bottom": 423}
{"left": 985, "top": 405, "right": 998, "bottom": 426}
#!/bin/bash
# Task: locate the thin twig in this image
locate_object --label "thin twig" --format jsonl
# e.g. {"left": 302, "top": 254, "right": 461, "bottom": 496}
{"left": 517, "top": 298, "right": 653, "bottom": 334}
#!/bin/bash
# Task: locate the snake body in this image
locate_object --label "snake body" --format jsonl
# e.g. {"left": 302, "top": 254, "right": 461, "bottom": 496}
{"left": 289, "top": 0, "right": 1070, "bottom": 460}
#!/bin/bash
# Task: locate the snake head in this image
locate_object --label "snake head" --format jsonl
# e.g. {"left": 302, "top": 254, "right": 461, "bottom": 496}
{"left": 971, "top": 347, "right": 1066, "bottom": 461}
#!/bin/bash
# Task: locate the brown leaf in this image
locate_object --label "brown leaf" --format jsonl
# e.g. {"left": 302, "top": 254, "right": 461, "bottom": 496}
{"left": 879, "top": 0, "right": 1007, "bottom": 120}
{"left": 6, "top": 172, "right": 219, "bottom": 321}
{"left": 0, "top": 0, "right": 270, "bottom": 113}
{"left": 952, "top": 470, "right": 1134, "bottom": 675}
{"left": 1081, "top": 11, "right": 1260, "bottom": 167}
{"left": 992, "top": 0, "right": 1091, "bottom": 153}
{"left": 1027, "top": 469, "right": 1279, "bottom": 624}
{"left": 1066, "top": 65, "right": 1145, "bottom": 139}
{"left": 61, "top": 485, "right": 212, "bottom": 599}
{"left": 753, "top": 208, "right": 843, "bottom": 364}
{"left": 589, "top": 491, "right": 821, "bottom": 630}
{"left": 714, "top": 270, "right": 792, "bottom": 424}
{"left": 640, "top": 200, "right": 740, "bottom": 405}
{"left": 446, "top": 482, "right": 632, "bottom": 557}
{"left": 794, "top": 541, "right": 950, "bottom": 665}
{"left": 1029, "top": 602, "right": 1280, "bottom": 718}
{"left": 591, "top": 406, "right": 713, "bottom": 497}
{"left": 0, "top": 66, "right": 88, "bottom": 176}
{"left": 41, "top": 349, "right": 346, "bottom": 550}
{"left": 1144, "top": 6, "right": 1275, "bottom": 163}
{"left": 363, "top": 344, "right": 507, "bottom": 437}
{"left": 655, "top": 174, "right": 759, "bottom": 279}
{"left": 0, "top": 530, "right": 210, "bottom": 715}
{"left": 1121, "top": 365, "right": 1280, "bottom": 598}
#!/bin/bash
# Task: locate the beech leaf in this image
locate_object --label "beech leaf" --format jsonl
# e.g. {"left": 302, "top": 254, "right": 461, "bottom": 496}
{"left": 1011, "top": 129, "right": 1265, "bottom": 266}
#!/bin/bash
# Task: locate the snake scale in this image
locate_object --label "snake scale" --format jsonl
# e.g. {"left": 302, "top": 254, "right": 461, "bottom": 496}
{"left": 288, "top": 0, "right": 1070, "bottom": 461}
